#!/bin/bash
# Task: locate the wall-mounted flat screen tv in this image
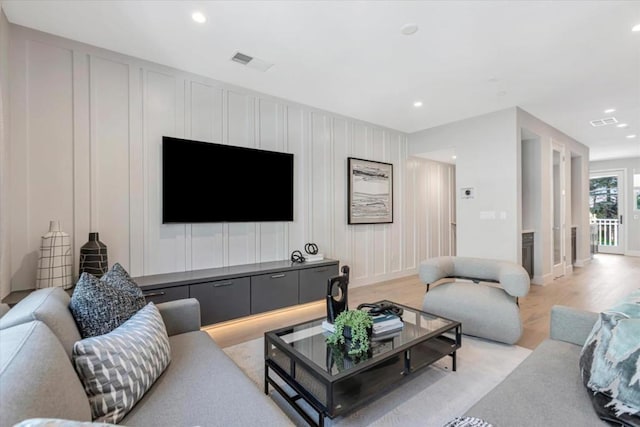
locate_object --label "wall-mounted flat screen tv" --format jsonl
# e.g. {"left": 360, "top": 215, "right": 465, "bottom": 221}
{"left": 162, "top": 136, "right": 294, "bottom": 223}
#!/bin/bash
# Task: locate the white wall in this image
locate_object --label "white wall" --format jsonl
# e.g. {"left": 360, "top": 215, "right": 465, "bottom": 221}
{"left": 409, "top": 108, "right": 520, "bottom": 263}
{"left": 407, "top": 107, "right": 591, "bottom": 284}
{"left": 517, "top": 108, "right": 591, "bottom": 283}
{"left": 6, "top": 24, "right": 455, "bottom": 293}
{"left": 590, "top": 157, "right": 640, "bottom": 255}
{"left": 0, "top": 4, "right": 10, "bottom": 298}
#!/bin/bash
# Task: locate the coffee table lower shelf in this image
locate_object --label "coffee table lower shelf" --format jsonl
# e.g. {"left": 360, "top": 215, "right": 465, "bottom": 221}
{"left": 265, "top": 322, "right": 462, "bottom": 427}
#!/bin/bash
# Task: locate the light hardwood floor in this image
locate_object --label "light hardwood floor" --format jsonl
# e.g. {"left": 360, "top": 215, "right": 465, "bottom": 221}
{"left": 204, "top": 254, "right": 640, "bottom": 350}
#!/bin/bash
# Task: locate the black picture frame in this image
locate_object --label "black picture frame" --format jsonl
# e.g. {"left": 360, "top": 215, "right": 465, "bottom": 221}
{"left": 347, "top": 157, "right": 393, "bottom": 224}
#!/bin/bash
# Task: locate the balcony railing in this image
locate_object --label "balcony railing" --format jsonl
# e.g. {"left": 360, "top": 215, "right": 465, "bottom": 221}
{"left": 590, "top": 218, "right": 619, "bottom": 246}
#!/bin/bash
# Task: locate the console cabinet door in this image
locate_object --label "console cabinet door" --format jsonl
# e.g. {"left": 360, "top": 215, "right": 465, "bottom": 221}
{"left": 299, "top": 264, "right": 339, "bottom": 304}
{"left": 251, "top": 271, "right": 299, "bottom": 314}
{"left": 142, "top": 286, "right": 189, "bottom": 305}
{"left": 190, "top": 278, "right": 250, "bottom": 326}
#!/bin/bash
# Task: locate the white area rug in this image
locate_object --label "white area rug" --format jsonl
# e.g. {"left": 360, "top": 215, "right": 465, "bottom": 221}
{"left": 223, "top": 335, "right": 532, "bottom": 427}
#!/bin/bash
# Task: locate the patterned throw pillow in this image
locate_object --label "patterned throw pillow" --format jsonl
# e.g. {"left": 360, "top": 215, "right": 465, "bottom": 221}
{"left": 73, "top": 302, "right": 171, "bottom": 424}
{"left": 443, "top": 416, "right": 494, "bottom": 427}
{"left": 101, "top": 262, "right": 145, "bottom": 302}
{"left": 14, "top": 419, "right": 119, "bottom": 427}
{"left": 69, "top": 264, "right": 146, "bottom": 338}
{"left": 580, "top": 289, "right": 640, "bottom": 426}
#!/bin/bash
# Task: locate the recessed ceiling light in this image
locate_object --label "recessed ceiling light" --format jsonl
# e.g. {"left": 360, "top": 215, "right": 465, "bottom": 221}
{"left": 401, "top": 23, "right": 419, "bottom": 35}
{"left": 632, "top": 24, "right": 640, "bottom": 32}
{"left": 192, "top": 11, "right": 207, "bottom": 23}
{"left": 604, "top": 108, "right": 616, "bottom": 113}
{"left": 626, "top": 134, "right": 637, "bottom": 139}
{"left": 452, "top": 155, "right": 457, "bottom": 160}
{"left": 617, "top": 123, "right": 629, "bottom": 128}
{"left": 413, "top": 101, "right": 423, "bottom": 108}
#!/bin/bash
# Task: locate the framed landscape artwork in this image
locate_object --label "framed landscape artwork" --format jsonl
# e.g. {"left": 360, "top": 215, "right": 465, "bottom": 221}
{"left": 348, "top": 157, "right": 393, "bottom": 224}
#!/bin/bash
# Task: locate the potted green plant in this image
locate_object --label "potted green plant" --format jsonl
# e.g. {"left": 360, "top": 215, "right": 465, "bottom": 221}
{"left": 326, "top": 309, "right": 374, "bottom": 357}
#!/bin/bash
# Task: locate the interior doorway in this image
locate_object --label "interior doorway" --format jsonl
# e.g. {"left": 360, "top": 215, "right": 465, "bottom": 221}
{"left": 590, "top": 170, "right": 625, "bottom": 255}
{"left": 552, "top": 142, "right": 566, "bottom": 278}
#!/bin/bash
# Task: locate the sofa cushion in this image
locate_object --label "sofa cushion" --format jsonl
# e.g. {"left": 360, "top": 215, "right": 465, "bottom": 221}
{"left": 0, "top": 321, "right": 91, "bottom": 426}
{"left": 69, "top": 271, "right": 146, "bottom": 338}
{"left": 121, "top": 331, "right": 291, "bottom": 426}
{"left": 73, "top": 302, "right": 171, "bottom": 424}
{"left": 580, "top": 290, "right": 640, "bottom": 426}
{"left": 465, "top": 339, "right": 606, "bottom": 426}
{"left": 0, "top": 287, "right": 81, "bottom": 358}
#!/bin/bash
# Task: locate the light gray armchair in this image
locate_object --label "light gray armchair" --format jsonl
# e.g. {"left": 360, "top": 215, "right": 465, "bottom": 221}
{"left": 419, "top": 256, "right": 530, "bottom": 344}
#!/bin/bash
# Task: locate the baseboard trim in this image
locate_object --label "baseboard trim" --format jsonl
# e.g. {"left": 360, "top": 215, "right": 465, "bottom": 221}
{"left": 625, "top": 250, "right": 640, "bottom": 257}
{"left": 531, "top": 273, "right": 553, "bottom": 286}
{"left": 350, "top": 270, "right": 418, "bottom": 288}
{"left": 574, "top": 257, "right": 591, "bottom": 267}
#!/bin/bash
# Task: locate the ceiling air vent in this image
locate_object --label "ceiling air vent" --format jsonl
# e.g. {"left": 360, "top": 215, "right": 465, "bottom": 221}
{"left": 590, "top": 117, "right": 618, "bottom": 127}
{"left": 231, "top": 52, "right": 253, "bottom": 65}
{"left": 231, "top": 51, "right": 273, "bottom": 72}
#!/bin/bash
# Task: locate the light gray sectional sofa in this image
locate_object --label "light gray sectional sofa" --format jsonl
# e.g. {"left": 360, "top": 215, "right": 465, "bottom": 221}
{"left": 465, "top": 305, "right": 607, "bottom": 426}
{"left": 0, "top": 287, "right": 292, "bottom": 427}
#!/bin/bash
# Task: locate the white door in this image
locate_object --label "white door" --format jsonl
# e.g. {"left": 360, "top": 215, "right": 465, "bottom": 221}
{"left": 552, "top": 143, "right": 566, "bottom": 278}
{"left": 590, "top": 170, "right": 625, "bottom": 255}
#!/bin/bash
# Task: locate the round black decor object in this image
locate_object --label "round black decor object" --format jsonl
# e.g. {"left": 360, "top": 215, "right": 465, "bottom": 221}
{"left": 304, "top": 243, "right": 318, "bottom": 255}
{"left": 290, "top": 250, "right": 306, "bottom": 263}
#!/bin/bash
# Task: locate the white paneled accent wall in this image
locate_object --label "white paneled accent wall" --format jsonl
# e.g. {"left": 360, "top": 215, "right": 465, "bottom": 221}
{"left": 406, "top": 157, "right": 456, "bottom": 265}
{"left": 0, "top": 8, "right": 10, "bottom": 299}
{"left": 6, "top": 25, "right": 454, "bottom": 293}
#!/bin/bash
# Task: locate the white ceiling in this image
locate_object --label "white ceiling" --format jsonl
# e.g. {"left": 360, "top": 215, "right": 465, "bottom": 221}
{"left": 3, "top": 0, "right": 640, "bottom": 161}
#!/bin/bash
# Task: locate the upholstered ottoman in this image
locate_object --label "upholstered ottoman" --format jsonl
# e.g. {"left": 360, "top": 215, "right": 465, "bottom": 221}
{"left": 419, "top": 256, "right": 530, "bottom": 345}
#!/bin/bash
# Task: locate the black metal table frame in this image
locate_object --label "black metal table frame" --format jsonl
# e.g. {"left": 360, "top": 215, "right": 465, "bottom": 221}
{"left": 264, "top": 304, "right": 462, "bottom": 427}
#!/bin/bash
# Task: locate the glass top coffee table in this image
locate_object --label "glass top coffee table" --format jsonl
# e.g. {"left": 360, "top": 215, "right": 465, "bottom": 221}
{"left": 264, "top": 300, "right": 462, "bottom": 426}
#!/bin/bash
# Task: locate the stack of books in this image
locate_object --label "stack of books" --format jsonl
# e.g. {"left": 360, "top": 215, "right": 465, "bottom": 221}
{"left": 372, "top": 313, "right": 403, "bottom": 337}
{"left": 322, "top": 320, "right": 335, "bottom": 332}
{"left": 321, "top": 313, "right": 404, "bottom": 339}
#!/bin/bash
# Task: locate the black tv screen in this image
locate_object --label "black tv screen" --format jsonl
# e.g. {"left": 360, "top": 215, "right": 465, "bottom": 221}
{"left": 162, "top": 137, "right": 294, "bottom": 223}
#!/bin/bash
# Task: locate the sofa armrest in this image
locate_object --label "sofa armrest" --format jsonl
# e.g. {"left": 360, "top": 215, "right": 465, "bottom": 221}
{"left": 550, "top": 305, "right": 598, "bottom": 346}
{"left": 156, "top": 298, "right": 201, "bottom": 336}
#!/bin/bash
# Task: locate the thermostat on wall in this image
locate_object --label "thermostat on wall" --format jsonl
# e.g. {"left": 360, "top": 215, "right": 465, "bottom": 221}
{"left": 461, "top": 187, "right": 474, "bottom": 199}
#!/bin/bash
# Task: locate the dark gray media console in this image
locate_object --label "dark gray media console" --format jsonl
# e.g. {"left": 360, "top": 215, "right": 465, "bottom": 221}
{"left": 133, "top": 259, "right": 339, "bottom": 327}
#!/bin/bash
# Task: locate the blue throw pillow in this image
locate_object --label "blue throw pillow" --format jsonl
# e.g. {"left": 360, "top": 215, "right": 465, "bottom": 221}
{"left": 580, "top": 289, "right": 640, "bottom": 427}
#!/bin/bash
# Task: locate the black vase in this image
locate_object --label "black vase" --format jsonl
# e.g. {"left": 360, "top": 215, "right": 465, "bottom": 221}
{"left": 79, "top": 232, "right": 108, "bottom": 278}
{"left": 326, "top": 266, "right": 350, "bottom": 323}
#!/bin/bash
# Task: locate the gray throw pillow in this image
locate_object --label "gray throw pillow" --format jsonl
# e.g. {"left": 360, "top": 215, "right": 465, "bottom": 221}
{"left": 73, "top": 302, "right": 171, "bottom": 424}
{"left": 580, "top": 289, "right": 640, "bottom": 427}
{"left": 100, "top": 262, "right": 146, "bottom": 303}
{"left": 69, "top": 271, "right": 146, "bottom": 338}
